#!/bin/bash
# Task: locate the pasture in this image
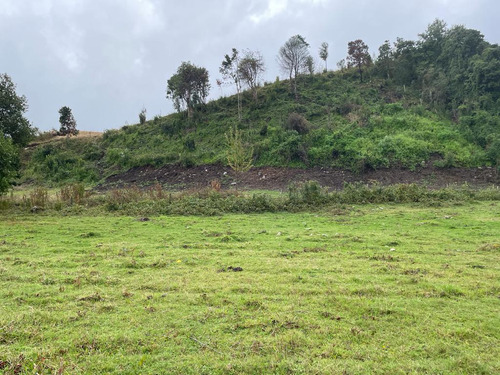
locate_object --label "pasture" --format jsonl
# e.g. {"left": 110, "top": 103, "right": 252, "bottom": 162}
{"left": 0, "top": 201, "right": 499, "bottom": 374}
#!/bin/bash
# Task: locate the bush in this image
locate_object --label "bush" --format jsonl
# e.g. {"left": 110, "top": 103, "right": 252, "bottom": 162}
{"left": 284, "top": 113, "right": 310, "bottom": 135}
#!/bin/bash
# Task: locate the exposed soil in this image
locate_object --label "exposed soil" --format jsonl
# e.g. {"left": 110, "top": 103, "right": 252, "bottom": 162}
{"left": 97, "top": 163, "right": 499, "bottom": 192}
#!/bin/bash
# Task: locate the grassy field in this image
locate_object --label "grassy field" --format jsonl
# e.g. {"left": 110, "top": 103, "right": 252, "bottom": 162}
{"left": 0, "top": 202, "right": 499, "bottom": 374}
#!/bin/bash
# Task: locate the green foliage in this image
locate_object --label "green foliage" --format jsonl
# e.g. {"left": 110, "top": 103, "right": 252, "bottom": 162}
{"left": 0, "top": 74, "right": 35, "bottom": 192}
{"left": 225, "top": 126, "right": 253, "bottom": 172}
{"left": 0, "top": 137, "right": 17, "bottom": 193}
{"left": 58, "top": 106, "right": 78, "bottom": 136}
{"left": 0, "top": 73, "right": 35, "bottom": 147}
{"left": 347, "top": 39, "right": 372, "bottom": 82}
{"left": 166, "top": 62, "right": 210, "bottom": 118}
{"left": 284, "top": 112, "right": 310, "bottom": 134}
{"left": 24, "top": 139, "right": 100, "bottom": 184}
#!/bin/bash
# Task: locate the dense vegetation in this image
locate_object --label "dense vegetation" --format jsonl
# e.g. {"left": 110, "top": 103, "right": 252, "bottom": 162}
{"left": 18, "top": 20, "right": 500, "bottom": 186}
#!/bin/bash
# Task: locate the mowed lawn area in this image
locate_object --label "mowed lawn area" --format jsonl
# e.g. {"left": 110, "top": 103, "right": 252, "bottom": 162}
{"left": 0, "top": 202, "right": 499, "bottom": 374}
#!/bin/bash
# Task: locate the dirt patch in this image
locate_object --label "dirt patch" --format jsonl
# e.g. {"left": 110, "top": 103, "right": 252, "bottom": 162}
{"left": 96, "top": 163, "right": 498, "bottom": 192}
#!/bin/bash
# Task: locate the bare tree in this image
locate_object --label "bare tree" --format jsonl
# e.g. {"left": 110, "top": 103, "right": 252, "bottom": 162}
{"left": 277, "top": 34, "right": 311, "bottom": 98}
{"left": 319, "top": 42, "right": 329, "bottom": 71}
{"left": 238, "top": 50, "right": 265, "bottom": 102}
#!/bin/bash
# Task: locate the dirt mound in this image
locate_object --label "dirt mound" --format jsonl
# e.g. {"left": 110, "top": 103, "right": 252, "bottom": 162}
{"left": 98, "top": 163, "right": 499, "bottom": 191}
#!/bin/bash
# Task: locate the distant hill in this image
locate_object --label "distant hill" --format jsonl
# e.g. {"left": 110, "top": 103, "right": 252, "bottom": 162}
{"left": 20, "top": 21, "right": 499, "bottom": 186}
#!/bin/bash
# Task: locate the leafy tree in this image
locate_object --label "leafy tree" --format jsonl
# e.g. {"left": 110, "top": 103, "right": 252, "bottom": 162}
{"left": 58, "top": 106, "right": 78, "bottom": 136}
{"left": 0, "top": 73, "right": 35, "bottom": 146}
{"left": 277, "top": 34, "right": 311, "bottom": 98}
{"left": 220, "top": 48, "right": 242, "bottom": 121}
{"left": 166, "top": 62, "right": 210, "bottom": 119}
{"left": 139, "top": 107, "right": 147, "bottom": 125}
{"left": 0, "top": 136, "right": 17, "bottom": 193}
{"left": 347, "top": 39, "right": 372, "bottom": 82}
{"left": 237, "top": 50, "right": 265, "bottom": 102}
{"left": 469, "top": 45, "right": 500, "bottom": 101}
{"left": 305, "top": 56, "right": 315, "bottom": 76}
{"left": 319, "top": 42, "right": 329, "bottom": 71}
{"left": 418, "top": 19, "right": 447, "bottom": 62}
{"left": 376, "top": 40, "right": 394, "bottom": 79}
{"left": 0, "top": 73, "right": 35, "bottom": 193}
{"left": 392, "top": 38, "right": 418, "bottom": 85}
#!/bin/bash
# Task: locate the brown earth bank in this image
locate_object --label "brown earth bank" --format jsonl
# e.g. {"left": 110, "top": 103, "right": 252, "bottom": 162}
{"left": 97, "top": 164, "right": 499, "bottom": 192}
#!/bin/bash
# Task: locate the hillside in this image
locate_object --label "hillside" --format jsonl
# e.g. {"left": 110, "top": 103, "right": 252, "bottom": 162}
{"left": 19, "top": 21, "right": 500, "bottom": 188}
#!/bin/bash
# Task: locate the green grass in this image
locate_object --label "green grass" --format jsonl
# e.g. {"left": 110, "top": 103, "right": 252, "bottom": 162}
{"left": 1, "top": 202, "right": 499, "bottom": 373}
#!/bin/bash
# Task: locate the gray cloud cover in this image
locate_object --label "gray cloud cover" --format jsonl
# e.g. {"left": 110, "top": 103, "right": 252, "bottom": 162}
{"left": 1, "top": 0, "right": 498, "bottom": 131}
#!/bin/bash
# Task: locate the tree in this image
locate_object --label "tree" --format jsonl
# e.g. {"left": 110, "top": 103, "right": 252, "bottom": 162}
{"left": 0, "top": 73, "right": 35, "bottom": 146}
{"left": 347, "top": 39, "right": 372, "bottom": 82}
{"left": 337, "top": 59, "right": 346, "bottom": 72}
{"left": 225, "top": 125, "right": 253, "bottom": 173}
{"left": 139, "top": 107, "right": 147, "bottom": 125}
{"left": 306, "top": 56, "right": 315, "bottom": 75}
{"left": 277, "top": 34, "right": 311, "bottom": 98}
{"left": 319, "top": 42, "right": 329, "bottom": 71}
{"left": 58, "top": 106, "right": 78, "bottom": 136}
{"left": 0, "top": 136, "right": 17, "bottom": 194}
{"left": 238, "top": 50, "right": 265, "bottom": 102}
{"left": 220, "top": 48, "right": 242, "bottom": 121}
{"left": 166, "top": 62, "right": 210, "bottom": 119}
{"left": 376, "top": 40, "right": 394, "bottom": 79}
{"left": 0, "top": 73, "right": 35, "bottom": 193}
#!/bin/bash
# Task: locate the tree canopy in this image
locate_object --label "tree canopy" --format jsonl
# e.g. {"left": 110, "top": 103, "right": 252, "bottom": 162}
{"left": 0, "top": 73, "right": 35, "bottom": 193}
{"left": 347, "top": 39, "right": 371, "bottom": 82}
{"left": 167, "top": 62, "right": 210, "bottom": 118}
{"left": 0, "top": 73, "right": 35, "bottom": 147}
{"left": 58, "top": 106, "right": 78, "bottom": 136}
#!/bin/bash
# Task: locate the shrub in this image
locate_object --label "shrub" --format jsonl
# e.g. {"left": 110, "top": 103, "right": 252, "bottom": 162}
{"left": 284, "top": 113, "right": 310, "bottom": 135}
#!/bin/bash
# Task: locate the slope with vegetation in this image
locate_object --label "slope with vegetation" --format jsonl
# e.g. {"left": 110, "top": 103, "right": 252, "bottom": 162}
{"left": 17, "top": 20, "right": 500, "bottom": 187}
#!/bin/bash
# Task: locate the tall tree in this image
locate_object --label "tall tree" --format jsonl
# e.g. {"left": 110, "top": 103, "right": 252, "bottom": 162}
{"left": 347, "top": 39, "right": 372, "bottom": 82}
{"left": 319, "top": 42, "right": 329, "bottom": 71}
{"left": 418, "top": 19, "right": 448, "bottom": 63}
{"left": 277, "top": 34, "right": 311, "bottom": 98}
{"left": 0, "top": 73, "right": 35, "bottom": 193}
{"left": 237, "top": 50, "right": 265, "bottom": 102}
{"left": 376, "top": 40, "right": 394, "bottom": 79}
{"left": 0, "top": 73, "right": 35, "bottom": 146}
{"left": 166, "top": 62, "right": 210, "bottom": 119}
{"left": 58, "top": 106, "right": 78, "bottom": 136}
{"left": 220, "top": 48, "right": 242, "bottom": 121}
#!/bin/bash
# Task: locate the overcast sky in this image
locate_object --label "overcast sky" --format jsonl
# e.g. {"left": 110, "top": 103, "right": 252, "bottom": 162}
{"left": 1, "top": 0, "right": 498, "bottom": 132}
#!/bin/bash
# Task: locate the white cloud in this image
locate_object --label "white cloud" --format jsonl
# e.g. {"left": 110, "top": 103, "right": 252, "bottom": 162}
{"left": 127, "top": 0, "right": 164, "bottom": 35}
{"left": 250, "top": 0, "right": 289, "bottom": 24}
{"left": 0, "top": 0, "right": 20, "bottom": 16}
